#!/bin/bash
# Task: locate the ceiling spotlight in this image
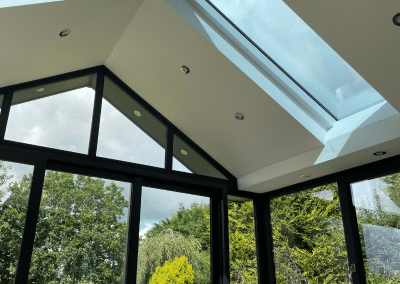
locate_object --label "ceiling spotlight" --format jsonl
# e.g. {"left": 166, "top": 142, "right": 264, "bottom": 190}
{"left": 393, "top": 13, "right": 400, "bottom": 26}
{"left": 181, "top": 149, "right": 188, "bottom": 156}
{"left": 235, "top": 113, "right": 244, "bottom": 120}
{"left": 36, "top": 88, "right": 45, "bottom": 92}
{"left": 59, "top": 29, "right": 70, "bottom": 37}
{"left": 300, "top": 174, "right": 311, "bottom": 178}
{"left": 181, "top": 66, "right": 190, "bottom": 74}
{"left": 373, "top": 151, "right": 386, "bottom": 156}
{"left": 134, "top": 110, "right": 142, "bottom": 117}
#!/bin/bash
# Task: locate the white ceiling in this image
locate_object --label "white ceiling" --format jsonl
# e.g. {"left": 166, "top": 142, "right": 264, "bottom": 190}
{"left": 1, "top": 0, "right": 400, "bottom": 193}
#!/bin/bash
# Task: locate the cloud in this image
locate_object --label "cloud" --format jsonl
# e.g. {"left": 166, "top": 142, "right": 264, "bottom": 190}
{"left": 139, "top": 223, "right": 154, "bottom": 237}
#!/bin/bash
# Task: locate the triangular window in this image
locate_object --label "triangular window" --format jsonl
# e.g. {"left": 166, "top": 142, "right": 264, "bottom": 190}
{"left": 97, "top": 76, "right": 166, "bottom": 168}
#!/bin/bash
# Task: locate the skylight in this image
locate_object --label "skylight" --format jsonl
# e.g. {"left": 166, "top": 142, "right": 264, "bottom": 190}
{"left": 208, "top": 0, "right": 387, "bottom": 120}
{"left": 0, "top": 0, "right": 63, "bottom": 8}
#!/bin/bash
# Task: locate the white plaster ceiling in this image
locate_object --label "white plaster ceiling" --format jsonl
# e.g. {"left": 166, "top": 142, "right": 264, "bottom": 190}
{"left": 1, "top": 0, "right": 400, "bottom": 193}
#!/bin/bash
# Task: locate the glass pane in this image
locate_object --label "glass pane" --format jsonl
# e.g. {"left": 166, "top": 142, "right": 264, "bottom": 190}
{"left": 28, "top": 171, "right": 131, "bottom": 283}
{"left": 138, "top": 187, "right": 210, "bottom": 283}
{"left": 209, "top": 0, "right": 388, "bottom": 119}
{"left": 97, "top": 76, "right": 166, "bottom": 168}
{"left": 5, "top": 74, "right": 96, "bottom": 153}
{"left": 351, "top": 173, "right": 400, "bottom": 282}
{"left": 0, "top": 160, "right": 34, "bottom": 283}
{"left": 271, "top": 183, "right": 350, "bottom": 283}
{"left": 228, "top": 199, "right": 258, "bottom": 283}
{"left": 173, "top": 134, "right": 227, "bottom": 179}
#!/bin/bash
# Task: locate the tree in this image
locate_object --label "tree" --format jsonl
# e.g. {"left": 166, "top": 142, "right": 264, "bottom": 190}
{"left": 137, "top": 229, "right": 209, "bottom": 284}
{"left": 149, "top": 256, "right": 194, "bottom": 284}
{"left": 228, "top": 201, "right": 258, "bottom": 284}
{"left": 271, "top": 183, "right": 350, "bottom": 283}
{"left": 0, "top": 163, "right": 129, "bottom": 284}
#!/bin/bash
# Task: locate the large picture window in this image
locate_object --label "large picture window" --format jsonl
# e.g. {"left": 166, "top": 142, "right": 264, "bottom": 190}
{"left": 137, "top": 187, "right": 211, "bottom": 283}
{"left": 27, "top": 171, "right": 131, "bottom": 284}
{"left": 271, "top": 183, "right": 350, "bottom": 283}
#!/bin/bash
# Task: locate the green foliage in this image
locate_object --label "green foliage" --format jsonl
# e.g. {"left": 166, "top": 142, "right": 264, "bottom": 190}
{"left": 0, "top": 162, "right": 31, "bottom": 283}
{"left": 271, "top": 183, "right": 350, "bottom": 283}
{"left": 149, "top": 256, "right": 194, "bottom": 284}
{"left": 228, "top": 201, "right": 258, "bottom": 284}
{"left": 145, "top": 203, "right": 210, "bottom": 251}
{"left": 0, "top": 162, "right": 129, "bottom": 284}
{"left": 137, "top": 229, "right": 209, "bottom": 284}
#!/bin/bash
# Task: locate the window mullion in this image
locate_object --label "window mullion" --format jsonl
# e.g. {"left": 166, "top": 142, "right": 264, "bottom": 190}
{"left": 88, "top": 68, "right": 105, "bottom": 157}
{"left": 124, "top": 176, "right": 143, "bottom": 283}
{"left": 14, "top": 158, "right": 47, "bottom": 283}
{"left": 337, "top": 178, "right": 367, "bottom": 284}
{"left": 0, "top": 89, "right": 13, "bottom": 141}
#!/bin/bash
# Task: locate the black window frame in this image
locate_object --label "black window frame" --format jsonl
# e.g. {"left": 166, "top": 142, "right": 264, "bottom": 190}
{"left": 2, "top": 65, "right": 400, "bottom": 284}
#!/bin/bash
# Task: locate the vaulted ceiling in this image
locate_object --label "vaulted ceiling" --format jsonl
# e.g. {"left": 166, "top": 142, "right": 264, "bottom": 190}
{"left": 1, "top": 0, "right": 399, "bottom": 193}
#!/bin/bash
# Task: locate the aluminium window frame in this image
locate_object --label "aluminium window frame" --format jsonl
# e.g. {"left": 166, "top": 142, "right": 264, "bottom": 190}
{"left": 0, "top": 65, "right": 237, "bottom": 283}
{"left": 2, "top": 65, "right": 400, "bottom": 283}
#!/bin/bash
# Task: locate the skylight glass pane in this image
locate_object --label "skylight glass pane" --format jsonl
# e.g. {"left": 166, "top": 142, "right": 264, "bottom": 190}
{"left": 5, "top": 74, "right": 96, "bottom": 153}
{"left": 0, "top": 0, "right": 64, "bottom": 8}
{"left": 209, "top": 0, "right": 387, "bottom": 119}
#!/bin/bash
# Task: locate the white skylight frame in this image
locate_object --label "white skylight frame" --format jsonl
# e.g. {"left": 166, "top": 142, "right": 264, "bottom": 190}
{"left": 0, "top": 0, "right": 64, "bottom": 8}
{"left": 186, "top": 0, "right": 336, "bottom": 129}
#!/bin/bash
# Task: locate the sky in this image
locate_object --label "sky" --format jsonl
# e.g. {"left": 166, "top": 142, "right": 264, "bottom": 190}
{"left": 0, "top": 87, "right": 204, "bottom": 238}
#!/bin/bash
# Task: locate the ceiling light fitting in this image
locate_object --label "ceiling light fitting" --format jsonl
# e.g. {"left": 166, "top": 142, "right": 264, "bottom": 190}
{"left": 181, "top": 149, "right": 188, "bottom": 156}
{"left": 134, "top": 110, "right": 141, "bottom": 117}
{"left": 59, "top": 29, "right": 70, "bottom": 37}
{"left": 393, "top": 13, "right": 400, "bottom": 26}
{"left": 300, "top": 174, "right": 311, "bottom": 178}
{"left": 373, "top": 151, "right": 386, "bottom": 156}
{"left": 235, "top": 113, "right": 244, "bottom": 120}
{"left": 181, "top": 66, "right": 190, "bottom": 74}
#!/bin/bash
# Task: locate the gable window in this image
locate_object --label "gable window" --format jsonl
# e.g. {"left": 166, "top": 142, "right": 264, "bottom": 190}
{"left": 97, "top": 76, "right": 166, "bottom": 168}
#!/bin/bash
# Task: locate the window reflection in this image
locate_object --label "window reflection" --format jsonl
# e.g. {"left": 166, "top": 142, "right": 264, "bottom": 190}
{"left": 352, "top": 174, "right": 400, "bottom": 282}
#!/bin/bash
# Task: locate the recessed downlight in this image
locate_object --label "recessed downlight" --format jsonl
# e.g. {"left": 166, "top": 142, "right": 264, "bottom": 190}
{"left": 181, "top": 149, "right": 188, "bottom": 156}
{"left": 181, "top": 66, "right": 190, "bottom": 74}
{"left": 59, "top": 29, "right": 70, "bottom": 37}
{"left": 134, "top": 110, "right": 141, "bottom": 117}
{"left": 235, "top": 113, "right": 244, "bottom": 120}
{"left": 393, "top": 13, "right": 400, "bottom": 26}
{"left": 300, "top": 174, "right": 311, "bottom": 178}
{"left": 373, "top": 151, "right": 386, "bottom": 156}
{"left": 36, "top": 88, "right": 45, "bottom": 92}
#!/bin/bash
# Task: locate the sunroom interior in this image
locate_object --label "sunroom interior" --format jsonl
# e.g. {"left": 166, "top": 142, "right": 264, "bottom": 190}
{"left": 1, "top": 0, "right": 400, "bottom": 283}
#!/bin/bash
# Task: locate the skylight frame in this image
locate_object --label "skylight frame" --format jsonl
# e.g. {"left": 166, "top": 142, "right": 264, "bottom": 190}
{"left": 203, "top": 0, "right": 338, "bottom": 121}
{"left": 188, "top": 0, "right": 390, "bottom": 126}
{"left": 185, "top": 0, "right": 336, "bottom": 129}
